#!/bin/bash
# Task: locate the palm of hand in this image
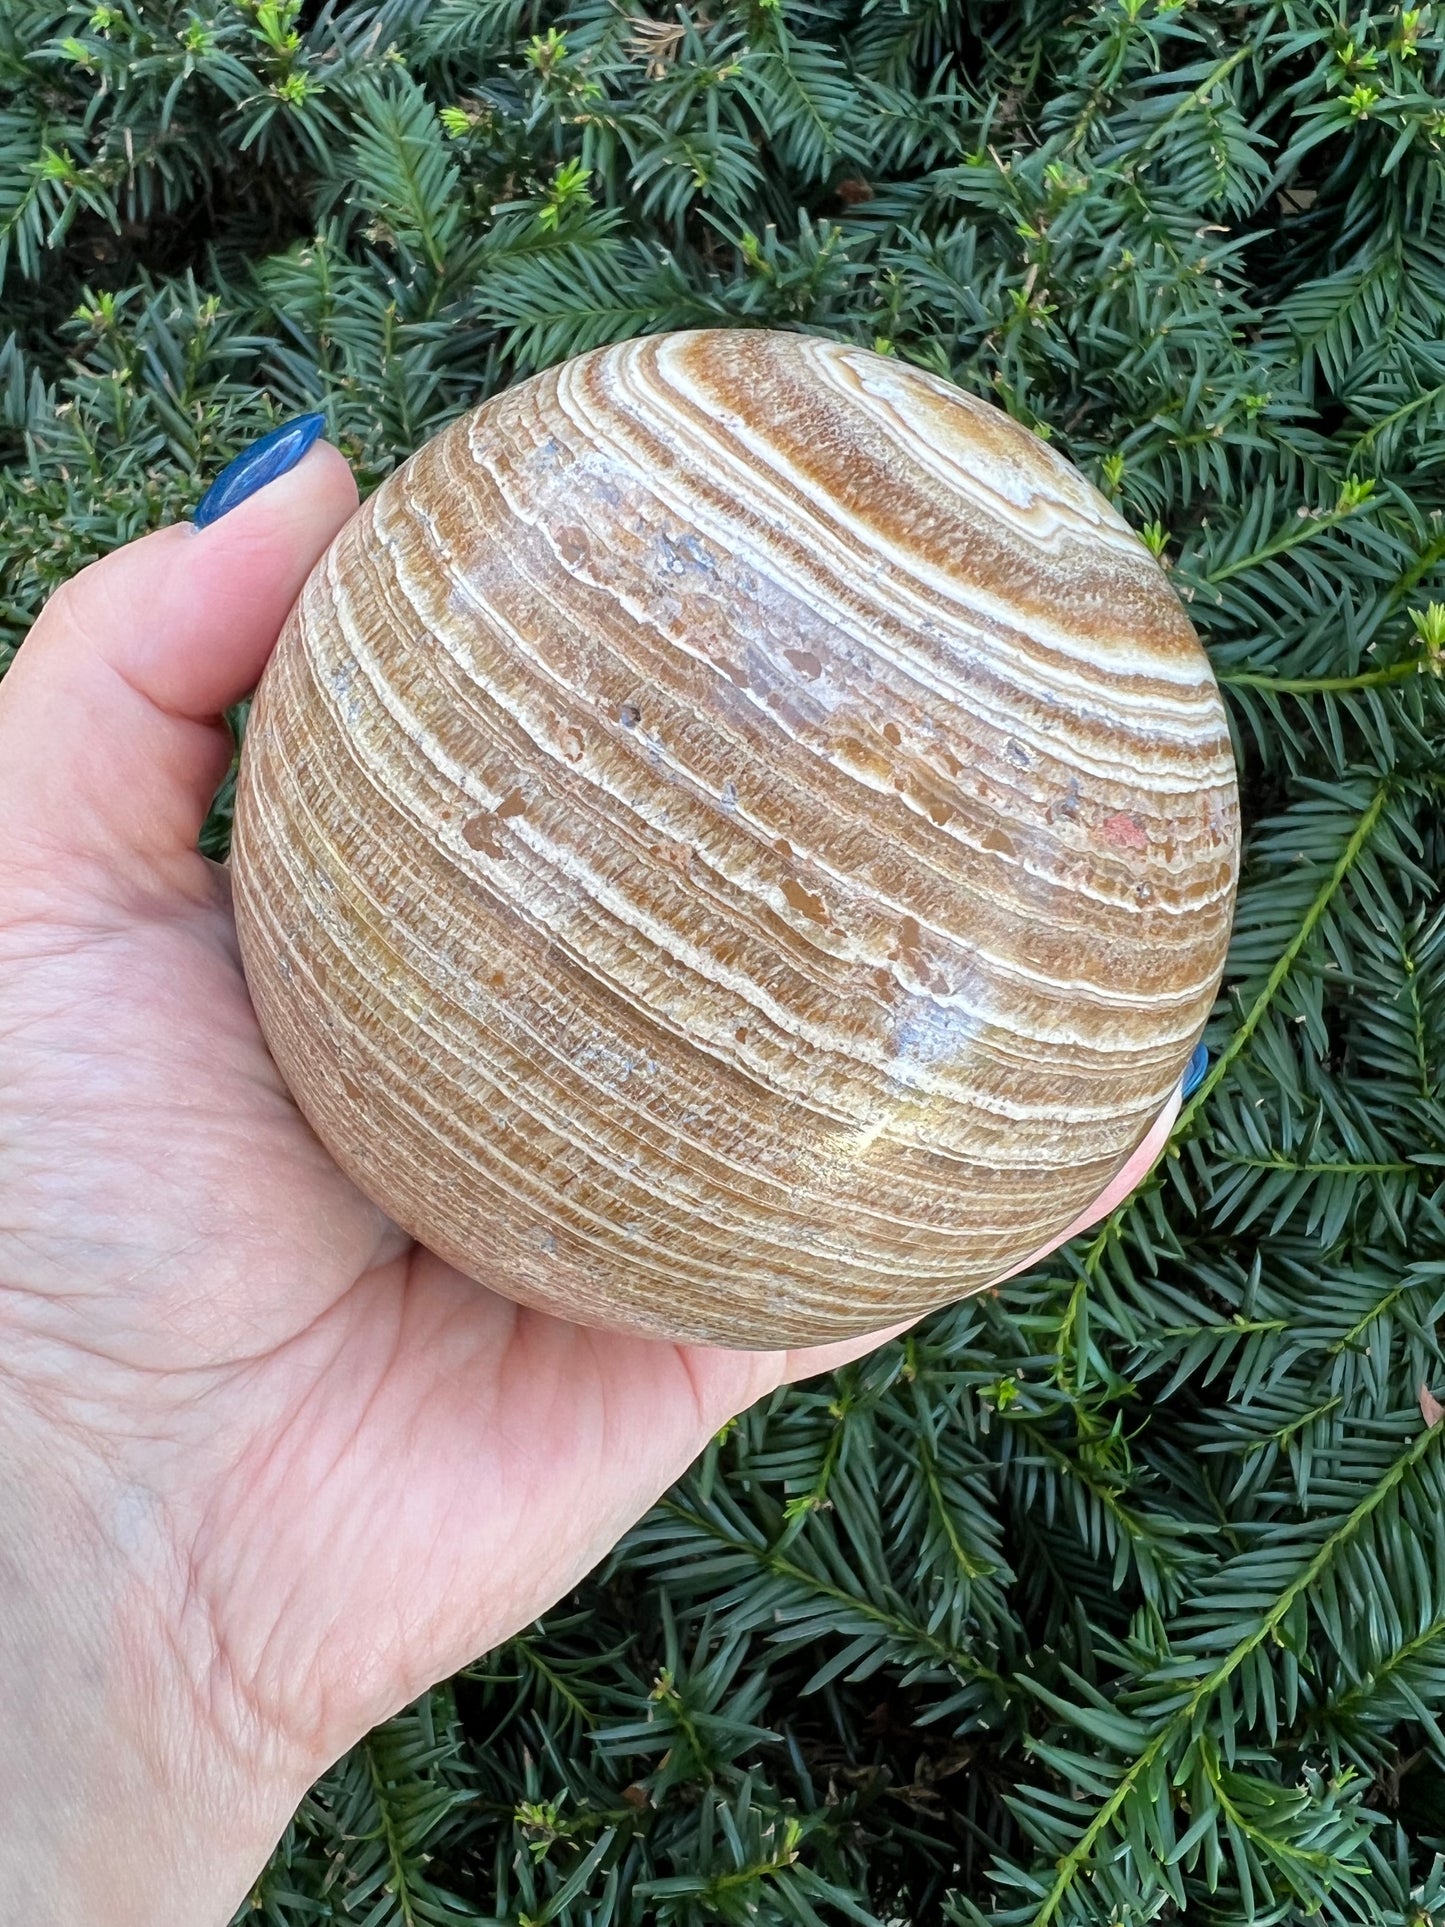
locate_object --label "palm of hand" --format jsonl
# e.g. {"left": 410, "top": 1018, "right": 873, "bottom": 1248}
{"left": 0, "top": 452, "right": 845, "bottom": 1828}
{"left": 2, "top": 814, "right": 806, "bottom": 1773}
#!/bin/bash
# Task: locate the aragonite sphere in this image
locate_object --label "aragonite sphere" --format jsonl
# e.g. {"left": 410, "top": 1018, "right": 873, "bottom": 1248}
{"left": 232, "top": 329, "right": 1240, "bottom": 1349}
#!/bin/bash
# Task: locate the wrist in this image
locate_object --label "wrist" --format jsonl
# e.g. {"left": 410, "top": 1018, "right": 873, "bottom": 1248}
{"left": 0, "top": 1405, "right": 310, "bottom": 1926}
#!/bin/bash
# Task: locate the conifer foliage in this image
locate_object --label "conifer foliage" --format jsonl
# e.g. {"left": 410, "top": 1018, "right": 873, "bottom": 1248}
{"left": 4, "top": 0, "right": 1445, "bottom": 1919}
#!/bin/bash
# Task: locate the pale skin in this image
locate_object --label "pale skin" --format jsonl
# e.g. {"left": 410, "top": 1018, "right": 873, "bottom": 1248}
{"left": 0, "top": 440, "right": 1180, "bottom": 1925}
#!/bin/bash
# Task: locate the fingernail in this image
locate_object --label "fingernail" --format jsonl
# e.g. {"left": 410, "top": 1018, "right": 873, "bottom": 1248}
{"left": 193, "top": 413, "right": 327, "bottom": 529}
{"left": 1181, "top": 1042, "right": 1209, "bottom": 1100}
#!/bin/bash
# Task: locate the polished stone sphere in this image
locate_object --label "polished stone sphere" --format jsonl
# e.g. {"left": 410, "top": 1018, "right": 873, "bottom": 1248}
{"left": 232, "top": 330, "right": 1239, "bottom": 1347}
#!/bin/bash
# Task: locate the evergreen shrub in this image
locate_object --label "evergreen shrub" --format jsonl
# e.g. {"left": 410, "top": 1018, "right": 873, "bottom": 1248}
{"left": 3, "top": 1, "right": 1445, "bottom": 1920}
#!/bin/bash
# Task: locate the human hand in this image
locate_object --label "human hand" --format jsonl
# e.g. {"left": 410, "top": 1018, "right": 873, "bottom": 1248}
{"left": 0, "top": 425, "right": 1182, "bottom": 1926}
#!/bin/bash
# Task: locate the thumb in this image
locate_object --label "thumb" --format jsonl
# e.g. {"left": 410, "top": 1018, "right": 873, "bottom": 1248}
{"left": 0, "top": 431, "right": 358, "bottom": 909}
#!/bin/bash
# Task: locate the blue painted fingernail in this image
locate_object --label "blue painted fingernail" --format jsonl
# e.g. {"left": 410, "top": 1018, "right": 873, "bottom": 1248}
{"left": 193, "top": 412, "right": 327, "bottom": 529}
{"left": 1181, "top": 1042, "right": 1209, "bottom": 1100}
